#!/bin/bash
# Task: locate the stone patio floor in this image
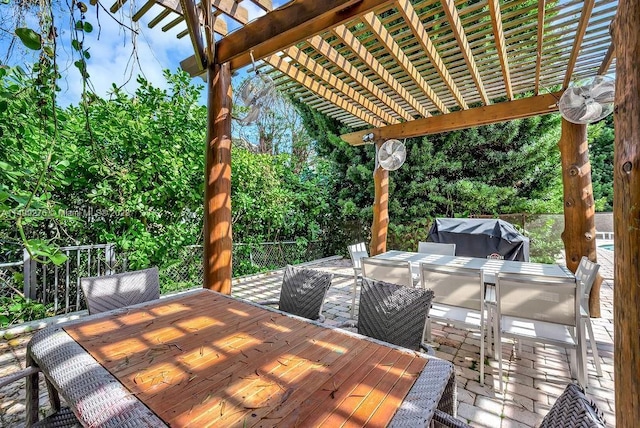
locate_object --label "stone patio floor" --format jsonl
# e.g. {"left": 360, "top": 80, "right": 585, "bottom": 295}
{"left": 1, "top": 247, "right": 616, "bottom": 427}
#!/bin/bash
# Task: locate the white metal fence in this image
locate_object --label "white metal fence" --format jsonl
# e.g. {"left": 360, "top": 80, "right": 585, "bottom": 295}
{"left": 22, "top": 243, "right": 116, "bottom": 314}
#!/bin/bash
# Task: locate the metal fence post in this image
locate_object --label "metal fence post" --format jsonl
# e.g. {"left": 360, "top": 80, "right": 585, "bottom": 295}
{"left": 106, "top": 243, "right": 116, "bottom": 275}
{"left": 23, "top": 248, "right": 37, "bottom": 300}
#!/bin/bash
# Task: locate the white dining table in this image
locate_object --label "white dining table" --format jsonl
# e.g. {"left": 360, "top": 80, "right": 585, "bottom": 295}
{"left": 373, "top": 250, "right": 573, "bottom": 284}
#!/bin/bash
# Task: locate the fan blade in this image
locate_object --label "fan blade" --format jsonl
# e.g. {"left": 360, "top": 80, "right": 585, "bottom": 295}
{"left": 240, "top": 105, "right": 261, "bottom": 125}
{"left": 562, "top": 88, "right": 585, "bottom": 109}
{"left": 590, "top": 81, "right": 615, "bottom": 103}
{"left": 579, "top": 101, "right": 603, "bottom": 123}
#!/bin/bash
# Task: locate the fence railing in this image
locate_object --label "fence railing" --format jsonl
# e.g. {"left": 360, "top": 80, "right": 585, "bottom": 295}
{"left": 23, "top": 243, "right": 116, "bottom": 314}
{"left": 2, "top": 240, "right": 324, "bottom": 323}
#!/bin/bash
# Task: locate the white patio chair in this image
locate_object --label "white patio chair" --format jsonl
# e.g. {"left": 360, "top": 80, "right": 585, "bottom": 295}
{"left": 575, "top": 256, "right": 603, "bottom": 377}
{"left": 361, "top": 257, "right": 414, "bottom": 287}
{"left": 495, "top": 272, "right": 585, "bottom": 392}
{"left": 80, "top": 266, "right": 160, "bottom": 315}
{"left": 417, "top": 241, "right": 457, "bottom": 255}
{"left": 347, "top": 242, "right": 369, "bottom": 318}
{"left": 420, "top": 263, "right": 489, "bottom": 384}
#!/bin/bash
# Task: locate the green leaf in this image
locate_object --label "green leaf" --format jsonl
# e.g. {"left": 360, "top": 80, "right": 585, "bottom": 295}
{"left": 0, "top": 100, "right": 7, "bottom": 113}
{"left": 15, "top": 28, "right": 41, "bottom": 50}
{"left": 84, "top": 22, "right": 93, "bottom": 33}
{"left": 43, "top": 46, "right": 54, "bottom": 58}
{"left": 83, "top": 50, "right": 91, "bottom": 59}
{"left": 71, "top": 39, "right": 81, "bottom": 51}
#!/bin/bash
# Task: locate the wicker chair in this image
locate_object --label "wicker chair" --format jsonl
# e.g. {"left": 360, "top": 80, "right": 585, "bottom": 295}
{"left": 80, "top": 267, "right": 160, "bottom": 315}
{"left": 343, "top": 278, "right": 434, "bottom": 351}
{"left": 0, "top": 367, "right": 80, "bottom": 427}
{"left": 540, "top": 383, "right": 606, "bottom": 427}
{"left": 259, "top": 265, "right": 333, "bottom": 321}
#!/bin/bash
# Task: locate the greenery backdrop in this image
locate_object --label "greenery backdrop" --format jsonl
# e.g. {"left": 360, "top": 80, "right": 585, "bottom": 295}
{"left": 1, "top": 63, "right": 615, "bottom": 279}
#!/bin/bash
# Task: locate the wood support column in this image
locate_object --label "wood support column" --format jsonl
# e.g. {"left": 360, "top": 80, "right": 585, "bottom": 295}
{"left": 370, "top": 143, "right": 389, "bottom": 256}
{"left": 204, "top": 62, "right": 232, "bottom": 293}
{"left": 612, "top": 0, "right": 640, "bottom": 423}
{"left": 558, "top": 118, "right": 601, "bottom": 316}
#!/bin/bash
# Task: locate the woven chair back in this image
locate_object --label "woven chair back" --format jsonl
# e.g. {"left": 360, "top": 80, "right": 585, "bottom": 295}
{"left": 358, "top": 278, "right": 434, "bottom": 350}
{"left": 80, "top": 267, "right": 160, "bottom": 315}
{"left": 278, "top": 265, "right": 333, "bottom": 321}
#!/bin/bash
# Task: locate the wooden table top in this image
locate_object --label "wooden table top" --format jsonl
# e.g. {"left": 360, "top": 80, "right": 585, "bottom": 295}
{"left": 64, "top": 290, "right": 429, "bottom": 427}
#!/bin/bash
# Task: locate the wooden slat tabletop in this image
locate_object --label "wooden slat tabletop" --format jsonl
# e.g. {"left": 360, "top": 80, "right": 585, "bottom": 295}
{"left": 64, "top": 290, "right": 428, "bottom": 427}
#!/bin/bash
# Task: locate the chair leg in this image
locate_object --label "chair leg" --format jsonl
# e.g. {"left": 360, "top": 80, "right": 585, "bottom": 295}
{"left": 497, "top": 328, "right": 503, "bottom": 393}
{"left": 424, "top": 317, "right": 432, "bottom": 342}
{"left": 25, "top": 356, "right": 40, "bottom": 426}
{"left": 350, "top": 275, "right": 358, "bottom": 318}
{"left": 578, "top": 319, "right": 588, "bottom": 387}
{"left": 479, "top": 323, "right": 485, "bottom": 385}
{"left": 585, "top": 317, "right": 603, "bottom": 377}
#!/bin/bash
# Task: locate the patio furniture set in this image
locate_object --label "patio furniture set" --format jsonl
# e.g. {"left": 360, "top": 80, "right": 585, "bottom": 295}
{"left": 0, "top": 244, "right": 606, "bottom": 427}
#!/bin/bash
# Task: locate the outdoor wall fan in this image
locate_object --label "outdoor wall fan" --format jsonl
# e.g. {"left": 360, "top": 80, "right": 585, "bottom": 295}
{"left": 377, "top": 139, "right": 407, "bottom": 171}
{"left": 558, "top": 75, "right": 615, "bottom": 124}
{"left": 236, "top": 52, "right": 276, "bottom": 125}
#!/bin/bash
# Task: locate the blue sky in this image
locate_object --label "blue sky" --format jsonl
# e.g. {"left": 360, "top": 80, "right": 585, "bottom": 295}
{"left": 2, "top": 1, "right": 289, "bottom": 106}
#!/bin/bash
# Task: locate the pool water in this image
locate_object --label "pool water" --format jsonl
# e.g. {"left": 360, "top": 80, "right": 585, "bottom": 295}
{"left": 599, "top": 244, "right": 614, "bottom": 251}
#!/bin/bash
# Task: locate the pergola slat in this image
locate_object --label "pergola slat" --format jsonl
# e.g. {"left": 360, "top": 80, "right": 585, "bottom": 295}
{"left": 598, "top": 43, "right": 615, "bottom": 74}
{"left": 563, "top": 0, "right": 596, "bottom": 88}
{"left": 307, "top": 35, "right": 413, "bottom": 121}
{"left": 535, "top": 0, "right": 545, "bottom": 95}
{"left": 488, "top": 0, "right": 513, "bottom": 100}
{"left": 440, "top": 0, "right": 490, "bottom": 105}
{"left": 265, "top": 53, "right": 385, "bottom": 128}
{"left": 285, "top": 45, "right": 398, "bottom": 125}
{"left": 332, "top": 23, "right": 429, "bottom": 118}
{"left": 396, "top": 0, "right": 468, "bottom": 110}
{"left": 362, "top": 11, "right": 449, "bottom": 115}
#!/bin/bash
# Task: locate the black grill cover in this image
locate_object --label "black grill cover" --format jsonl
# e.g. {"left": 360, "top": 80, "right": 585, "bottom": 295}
{"left": 428, "top": 218, "right": 530, "bottom": 261}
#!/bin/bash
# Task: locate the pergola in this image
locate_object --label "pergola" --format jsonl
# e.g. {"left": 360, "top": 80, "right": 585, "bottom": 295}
{"left": 116, "top": 0, "right": 637, "bottom": 424}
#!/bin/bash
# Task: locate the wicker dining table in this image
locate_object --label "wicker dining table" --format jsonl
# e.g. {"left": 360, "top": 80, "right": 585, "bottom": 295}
{"left": 26, "top": 289, "right": 456, "bottom": 427}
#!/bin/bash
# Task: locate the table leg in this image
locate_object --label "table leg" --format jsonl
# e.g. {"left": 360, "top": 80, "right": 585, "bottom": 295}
{"left": 25, "top": 354, "right": 40, "bottom": 426}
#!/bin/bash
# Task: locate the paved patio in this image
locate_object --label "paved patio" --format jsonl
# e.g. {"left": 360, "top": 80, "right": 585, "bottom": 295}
{"left": 1, "top": 247, "right": 616, "bottom": 427}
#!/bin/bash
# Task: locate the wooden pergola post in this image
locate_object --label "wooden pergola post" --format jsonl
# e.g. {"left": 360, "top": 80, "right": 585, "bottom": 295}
{"left": 612, "top": 0, "right": 640, "bottom": 423}
{"left": 558, "top": 118, "right": 602, "bottom": 317}
{"left": 203, "top": 61, "right": 232, "bottom": 293}
{"left": 370, "top": 141, "right": 389, "bottom": 256}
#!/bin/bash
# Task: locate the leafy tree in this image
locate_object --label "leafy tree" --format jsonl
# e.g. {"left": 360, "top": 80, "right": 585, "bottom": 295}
{"left": 588, "top": 115, "right": 614, "bottom": 211}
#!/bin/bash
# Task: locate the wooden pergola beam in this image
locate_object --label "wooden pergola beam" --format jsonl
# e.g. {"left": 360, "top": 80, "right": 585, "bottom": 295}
{"left": 332, "top": 23, "right": 430, "bottom": 118}
{"left": 265, "top": 53, "right": 385, "bottom": 128}
{"left": 396, "top": 0, "right": 468, "bottom": 110}
{"left": 534, "top": 0, "right": 545, "bottom": 95}
{"left": 284, "top": 45, "right": 399, "bottom": 125}
{"left": 362, "top": 11, "right": 449, "bottom": 115}
{"left": 562, "top": 0, "right": 595, "bottom": 88}
{"left": 598, "top": 43, "right": 615, "bottom": 75}
{"left": 215, "top": 0, "right": 395, "bottom": 71}
{"left": 340, "top": 91, "right": 561, "bottom": 145}
{"left": 440, "top": 0, "right": 489, "bottom": 105}
{"left": 488, "top": 0, "right": 513, "bottom": 100}
{"left": 307, "top": 35, "right": 414, "bottom": 121}
{"left": 180, "top": 0, "right": 207, "bottom": 71}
